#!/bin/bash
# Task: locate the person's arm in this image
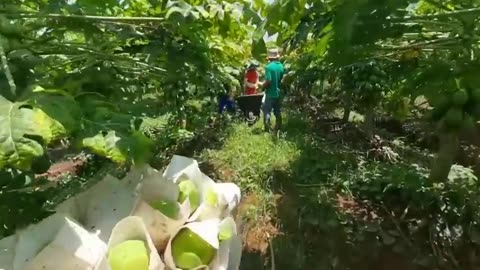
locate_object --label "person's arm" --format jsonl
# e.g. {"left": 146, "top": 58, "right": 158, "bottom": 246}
{"left": 262, "top": 66, "right": 272, "bottom": 89}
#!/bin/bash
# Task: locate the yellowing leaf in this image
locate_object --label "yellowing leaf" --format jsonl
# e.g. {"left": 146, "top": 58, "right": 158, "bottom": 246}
{"left": 32, "top": 108, "right": 66, "bottom": 144}
{"left": 0, "top": 97, "right": 44, "bottom": 170}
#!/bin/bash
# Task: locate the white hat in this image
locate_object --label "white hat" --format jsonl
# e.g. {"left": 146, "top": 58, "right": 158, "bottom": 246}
{"left": 267, "top": 48, "right": 280, "bottom": 59}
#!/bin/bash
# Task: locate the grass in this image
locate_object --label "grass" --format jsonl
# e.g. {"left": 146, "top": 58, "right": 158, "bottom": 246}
{"left": 200, "top": 106, "right": 480, "bottom": 269}
{"left": 202, "top": 118, "right": 300, "bottom": 227}
{"left": 201, "top": 111, "right": 363, "bottom": 268}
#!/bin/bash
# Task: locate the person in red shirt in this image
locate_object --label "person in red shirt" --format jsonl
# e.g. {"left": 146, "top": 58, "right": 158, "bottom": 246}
{"left": 244, "top": 63, "right": 259, "bottom": 95}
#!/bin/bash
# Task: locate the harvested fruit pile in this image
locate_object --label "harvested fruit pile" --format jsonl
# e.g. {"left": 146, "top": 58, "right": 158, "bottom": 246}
{"left": 0, "top": 155, "right": 242, "bottom": 270}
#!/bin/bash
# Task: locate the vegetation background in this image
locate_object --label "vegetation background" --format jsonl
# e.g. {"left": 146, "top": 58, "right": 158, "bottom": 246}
{"left": 2, "top": 0, "right": 480, "bottom": 269}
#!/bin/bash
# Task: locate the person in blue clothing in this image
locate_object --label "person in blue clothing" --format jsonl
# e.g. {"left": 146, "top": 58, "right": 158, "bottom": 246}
{"left": 218, "top": 84, "right": 236, "bottom": 114}
{"left": 261, "top": 48, "right": 285, "bottom": 132}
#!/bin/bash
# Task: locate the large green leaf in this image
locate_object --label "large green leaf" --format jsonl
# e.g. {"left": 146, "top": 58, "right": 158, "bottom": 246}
{"left": 80, "top": 106, "right": 153, "bottom": 165}
{"left": 81, "top": 130, "right": 153, "bottom": 165}
{"left": 0, "top": 96, "right": 44, "bottom": 170}
{"left": 28, "top": 91, "right": 82, "bottom": 136}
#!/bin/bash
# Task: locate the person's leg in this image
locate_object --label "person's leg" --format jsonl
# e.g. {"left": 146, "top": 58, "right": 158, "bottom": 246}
{"left": 262, "top": 97, "right": 273, "bottom": 132}
{"left": 273, "top": 98, "right": 282, "bottom": 131}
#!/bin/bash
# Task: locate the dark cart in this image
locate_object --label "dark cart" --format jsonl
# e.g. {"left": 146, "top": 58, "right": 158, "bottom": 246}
{"left": 235, "top": 93, "right": 264, "bottom": 125}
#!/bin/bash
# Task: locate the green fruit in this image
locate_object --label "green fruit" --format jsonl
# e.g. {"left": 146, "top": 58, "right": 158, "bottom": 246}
{"left": 178, "top": 180, "right": 200, "bottom": 210}
{"left": 0, "top": 35, "right": 10, "bottom": 52}
{"left": 205, "top": 188, "right": 219, "bottom": 207}
{"left": 463, "top": 114, "right": 476, "bottom": 130}
{"left": 150, "top": 200, "right": 179, "bottom": 219}
{"left": 444, "top": 108, "right": 464, "bottom": 129}
{"left": 471, "top": 89, "right": 480, "bottom": 102}
{"left": 108, "top": 240, "right": 149, "bottom": 270}
{"left": 0, "top": 19, "right": 23, "bottom": 37}
{"left": 174, "top": 252, "right": 203, "bottom": 269}
{"left": 8, "top": 38, "right": 22, "bottom": 51}
{"left": 472, "top": 104, "right": 480, "bottom": 118}
{"left": 452, "top": 89, "right": 468, "bottom": 106}
{"left": 172, "top": 228, "right": 216, "bottom": 269}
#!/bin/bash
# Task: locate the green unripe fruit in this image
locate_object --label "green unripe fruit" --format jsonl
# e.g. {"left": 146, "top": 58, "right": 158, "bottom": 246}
{"left": 172, "top": 228, "right": 216, "bottom": 269}
{"left": 444, "top": 108, "right": 464, "bottom": 129}
{"left": 463, "top": 114, "right": 476, "bottom": 131}
{"left": 178, "top": 180, "right": 200, "bottom": 211}
{"left": 452, "top": 89, "right": 468, "bottom": 106}
{"left": 471, "top": 88, "right": 480, "bottom": 102}
{"left": 150, "top": 200, "right": 179, "bottom": 219}
{"left": 108, "top": 240, "right": 149, "bottom": 270}
{"left": 0, "top": 35, "right": 10, "bottom": 52}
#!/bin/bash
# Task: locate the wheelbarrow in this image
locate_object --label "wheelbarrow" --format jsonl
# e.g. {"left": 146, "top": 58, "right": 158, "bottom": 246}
{"left": 235, "top": 93, "right": 264, "bottom": 125}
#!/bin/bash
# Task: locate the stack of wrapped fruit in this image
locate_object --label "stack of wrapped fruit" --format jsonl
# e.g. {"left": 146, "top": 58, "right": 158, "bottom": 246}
{"left": 0, "top": 155, "right": 242, "bottom": 270}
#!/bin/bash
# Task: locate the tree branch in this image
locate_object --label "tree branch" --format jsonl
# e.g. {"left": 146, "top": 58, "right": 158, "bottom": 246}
{"left": 0, "top": 43, "right": 16, "bottom": 98}
{"left": 390, "top": 7, "right": 480, "bottom": 22}
{"left": 3, "top": 12, "right": 165, "bottom": 23}
{"left": 377, "top": 38, "right": 459, "bottom": 50}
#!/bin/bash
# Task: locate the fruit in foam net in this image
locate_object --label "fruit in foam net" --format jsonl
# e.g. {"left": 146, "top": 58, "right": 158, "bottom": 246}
{"left": 108, "top": 240, "right": 149, "bottom": 270}
{"left": 171, "top": 228, "right": 216, "bottom": 269}
{"left": 205, "top": 188, "right": 219, "bottom": 207}
{"left": 177, "top": 180, "right": 200, "bottom": 210}
{"left": 150, "top": 199, "right": 179, "bottom": 219}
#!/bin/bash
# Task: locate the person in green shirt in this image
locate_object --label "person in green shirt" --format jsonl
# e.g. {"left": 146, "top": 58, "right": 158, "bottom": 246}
{"left": 261, "top": 48, "right": 285, "bottom": 132}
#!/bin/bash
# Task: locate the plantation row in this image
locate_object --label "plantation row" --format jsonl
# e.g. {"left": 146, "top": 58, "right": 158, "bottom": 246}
{"left": 2, "top": 0, "right": 480, "bottom": 269}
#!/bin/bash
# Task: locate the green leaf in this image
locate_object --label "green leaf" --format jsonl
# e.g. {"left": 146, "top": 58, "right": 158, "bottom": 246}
{"left": 252, "top": 38, "right": 266, "bottom": 60}
{"left": 82, "top": 130, "right": 126, "bottom": 164}
{"left": 0, "top": 96, "right": 45, "bottom": 170}
{"left": 29, "top": 92, "right": 82, "bottom": 136}
{"left": 81, "top": 103, "right": 153, "bottom": 164}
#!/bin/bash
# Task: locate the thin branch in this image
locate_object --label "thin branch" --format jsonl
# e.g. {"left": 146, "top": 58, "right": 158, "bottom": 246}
{"left": 378, "top": 38, "right": 459, "bottom": 50}
{"left": 44, "top": 43, "right": 167, "bottom": 73}
{"left": 0, "top": 43, "right": 16, "bottom": 98}
{"left": 389, "top": 7, "right": 480, "bottom": 22}
{"left": 3, "top": 12, "right": 165, "bottom": 23}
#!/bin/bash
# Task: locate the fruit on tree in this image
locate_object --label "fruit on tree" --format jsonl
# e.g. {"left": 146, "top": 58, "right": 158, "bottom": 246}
{"left": 0, "top": 35, "right": 10, "bottom": 52}
{"left": 463, "top": 114, "right": 476, "bottom": 131}
{"left": 452, "top": 89, "right": 468, "bottom": 106}
{"left": 177, "top": 180, "right": 200, "bottom": 210}
{"left": 150, "top": 200, "right": 179, "bottom": 219}
{"left": 108, "top": 240, "right": 149, "bottom": 270}
{"left": 471, "top": 88, "right": 480, "bottom": 102}
{"left": 444, "top": 108, "right": 464, "bottom": 129}
{"left": 171, "top": 228, "right": 216, "bottom": 269}
{"left": 0, "top": 16, "right": 23, "bottom": 37}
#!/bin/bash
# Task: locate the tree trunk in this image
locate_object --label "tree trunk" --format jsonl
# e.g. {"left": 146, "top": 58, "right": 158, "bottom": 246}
{"left": 342, "top": 96, "right": 352, "bottom": 123}
{"left": 429, "top": 133, "right": 459, "bottom": 183}
{"left": 342, "top": 106, "right": 351, "bottom": 122}
{"left": 364, "top": 108, "right": 375, "bottom": 137}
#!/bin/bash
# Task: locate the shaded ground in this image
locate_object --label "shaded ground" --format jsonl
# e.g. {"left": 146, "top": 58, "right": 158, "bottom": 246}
{"left": 203, "top": 103, "right": 480, "bottom": 270}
